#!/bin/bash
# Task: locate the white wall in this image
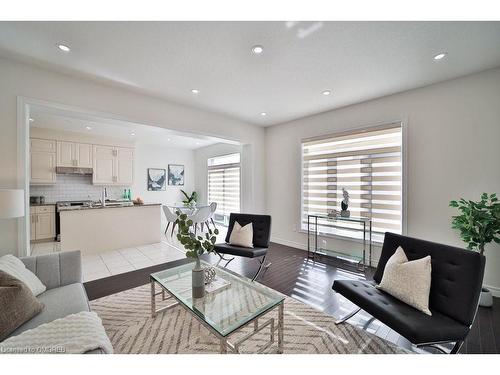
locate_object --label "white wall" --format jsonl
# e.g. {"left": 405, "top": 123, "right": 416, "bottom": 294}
{"left": 133, "top": 143, "right": 195, "bottom": 229}
{"left": 266, "top": 67, "right": 500, "bottom": 294}
{"left": 0, "top": 56, "right": 266, "bottom": 255}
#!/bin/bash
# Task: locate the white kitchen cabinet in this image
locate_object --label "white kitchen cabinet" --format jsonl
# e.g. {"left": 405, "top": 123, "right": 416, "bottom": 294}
{"left": 76, "top": 143, "right": 93, "bottom": 168}
{"left": 115, "top": 147, "right": 134, "bottom": 185}
{"left": 93, "top": 145, "right": 134, "bottom": 185}
{"left": 57, "top": 141, "right": 93, "bottom": 168}
{"left": 30, "top": 138, "right": 56, "bottom": 185}
{"left": 93, "top": 145, "right": 115, "bottom": 184}
{"left": 30, "top": 205, "right": 56, "bottom": 241}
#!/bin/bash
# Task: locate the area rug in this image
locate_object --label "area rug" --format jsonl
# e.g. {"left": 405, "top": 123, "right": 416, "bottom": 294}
{"left": 90, "top": 284, "right": 408, "bottom": 354}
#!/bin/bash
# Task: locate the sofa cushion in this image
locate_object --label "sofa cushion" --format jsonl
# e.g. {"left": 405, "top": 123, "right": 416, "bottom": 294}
{"left": 8, "top": 283, "right": 90, "bottom": 338}
{"left": 377, "top": 247, "right": 432, "bottom": 315}
{"left": 0, "top": 270, "right": 44, "bottom": 341}
{"left": 333, "top": 279, "right": 470, "bottom": 344}
{"left": 0, "top": 254, "right": 46, "bottom": 296}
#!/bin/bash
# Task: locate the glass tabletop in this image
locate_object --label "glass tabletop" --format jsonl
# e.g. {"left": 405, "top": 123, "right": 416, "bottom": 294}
{"left": 308, "top": 214, "right": 371, "bottom": 222}
{"left": 150, "top": 260, "right": 285, "bottom": 337}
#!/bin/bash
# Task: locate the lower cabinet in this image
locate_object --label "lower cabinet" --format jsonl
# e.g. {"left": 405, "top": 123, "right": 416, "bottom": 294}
{"left": 30, "top": 206, "right": 56, "bottom": 241}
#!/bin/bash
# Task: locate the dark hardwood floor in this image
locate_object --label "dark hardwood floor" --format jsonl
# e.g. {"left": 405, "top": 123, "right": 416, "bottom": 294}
{"left": 84, "top": 241, "right": 500, "bottom": 354}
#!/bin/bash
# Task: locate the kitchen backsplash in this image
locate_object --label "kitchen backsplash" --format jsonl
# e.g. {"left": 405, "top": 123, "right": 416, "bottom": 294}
{"left": 30, "top": 175, "right": 131, "bottom": 202}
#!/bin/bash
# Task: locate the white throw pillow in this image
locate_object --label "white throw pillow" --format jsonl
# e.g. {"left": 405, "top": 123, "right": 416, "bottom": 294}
{"left": 376, "top": 247, "right": 432, "bottom": 316}
{"left": 229, "top": 221, "right": 254, "bottom": 248}
{"left": 0, "top": 255, "right": 46, "bottom": 296}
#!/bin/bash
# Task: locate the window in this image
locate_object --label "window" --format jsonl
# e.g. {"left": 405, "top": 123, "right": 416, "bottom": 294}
{"left": 301, "top": 123, "right": 403, "bottom": 242}
{"left": 207, "top": 153, "right": 241, "bottom": 226}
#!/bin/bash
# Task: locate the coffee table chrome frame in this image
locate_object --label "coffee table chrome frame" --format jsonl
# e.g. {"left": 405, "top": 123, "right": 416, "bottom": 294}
{"left": 150, "top": 278, "right": 284, "bottom": 354}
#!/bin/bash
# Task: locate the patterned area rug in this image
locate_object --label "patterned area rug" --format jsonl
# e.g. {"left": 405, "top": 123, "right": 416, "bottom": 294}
{"left": 90, "top": 285, "right": 407, "bottom": 354}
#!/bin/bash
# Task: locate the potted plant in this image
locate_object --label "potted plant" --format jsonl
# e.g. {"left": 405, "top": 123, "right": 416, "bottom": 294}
{"left": 180, "top": 190, "right": 198, "bottom": 208}
{"left": 449, "top": 193, "right": 500, "bottom": 307}
{"left": 175, "top": 211, "right": 219, "bottom": 298}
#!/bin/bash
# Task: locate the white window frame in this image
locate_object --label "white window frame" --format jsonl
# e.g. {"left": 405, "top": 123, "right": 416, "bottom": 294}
{"left": 298, "top": 119, "right": 408, "bottom": 244}
{"left": 207, "top": 152, "right": 242, "bottom": 226}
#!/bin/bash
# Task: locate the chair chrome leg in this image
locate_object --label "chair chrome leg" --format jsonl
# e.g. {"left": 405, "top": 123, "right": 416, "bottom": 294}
{"left": 216, "top": 252, "right": 235, "bottom": 267}
{"left": 211, "top": 218, "right": 216, "bottom": 229}
{"left": 171, "top": 222, "right": 177, "bottom": 237}
{"left": 252, "top": 255, "right": 269, "bottom": 282}
{"left": 201, "top": 222, "right": 204, "bottom": 232}
{"left": 334, "top": 307, "right": 361, "bottom": 324}
{"left": 450, "top": 340, "right": 464, "bottom": 354}
{"left": 164, "top": 222, "right": 170, "bottom": 234}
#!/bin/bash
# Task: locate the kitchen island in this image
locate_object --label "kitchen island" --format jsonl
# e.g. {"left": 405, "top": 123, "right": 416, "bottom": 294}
{"left": 60, "top": 203, "right": 162, "bottom": 254}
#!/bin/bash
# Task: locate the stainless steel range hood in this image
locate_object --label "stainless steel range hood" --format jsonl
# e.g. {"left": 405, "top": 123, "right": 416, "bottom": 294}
{"left": 56, "top": 166, "right": 93, "bottom": 175}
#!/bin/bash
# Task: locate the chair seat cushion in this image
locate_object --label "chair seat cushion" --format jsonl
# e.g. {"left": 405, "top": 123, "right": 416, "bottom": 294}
{"left": 8, "top": 283, "right": 90, "bottom": 339}
{"left": 333, "top": 279, "right": 470, "bottom": 344}
{"left": 214, "top": 243, "right": 267, "bottom": 258}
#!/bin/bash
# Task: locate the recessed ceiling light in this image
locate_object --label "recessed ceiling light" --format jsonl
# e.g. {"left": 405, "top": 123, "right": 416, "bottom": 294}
{"left": 196, "top": 142, "right": 200, "bottom": 145}
{"left": 29, "top": 118, "right": 34, "bottom": 122}
{"left": 167, "top": 138, "right": 171, "bottom": 141}
{"left": 260, "top": 112, "right": 267, "bottom": 116}
{"left": 252, "top": 45, "right": 264, "bottom": 54}
{"left": 191, "top": 89, "right": 200, "bottom": 94}
{"left": 130, "top": 132, "right": 136, "bottom": 136}
{"left": 433, "top": 52, "right": 447, "bottom": 61}
{"left": 85, "top": 126, "right": 92, "bottom": 130}
{"left": 56, "top": 43, "right": 71, "bottom": 52}
{"left": 322, "top": 90, "right": 332, "bottom": 96}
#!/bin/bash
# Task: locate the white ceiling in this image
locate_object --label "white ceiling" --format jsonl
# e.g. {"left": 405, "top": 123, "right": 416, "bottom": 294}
{"left": 29, "top": 109, "right": 226, "bottom": 150}
{"left": 1, "top": 21, "right": 500, "bottom": 126}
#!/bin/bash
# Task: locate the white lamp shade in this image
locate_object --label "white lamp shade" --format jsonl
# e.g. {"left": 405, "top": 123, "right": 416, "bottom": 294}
{"left": 0, "top": 189, "right": 25, "bottom": 218}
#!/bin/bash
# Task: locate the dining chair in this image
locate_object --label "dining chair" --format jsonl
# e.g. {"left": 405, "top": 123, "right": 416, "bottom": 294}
{"left": 189, "top": 206, "right": 212, "bottom": 235}
{"left": 208, "top": 202, "right": 217, "bottom": 229}
{"left": 162, "top": 205, "right": 179, "bottom": 237}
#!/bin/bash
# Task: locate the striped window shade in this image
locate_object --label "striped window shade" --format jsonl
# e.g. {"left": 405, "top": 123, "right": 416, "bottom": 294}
{"left": 207, "top": 153, "right": 241, "bottom": 223}
{"left": 301, "top": 123, "right": 403, "bottom": 242}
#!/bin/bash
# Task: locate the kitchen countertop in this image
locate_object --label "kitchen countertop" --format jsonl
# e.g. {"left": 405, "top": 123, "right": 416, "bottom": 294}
{"left": 30, "top": 203, "right": 56, "bottom": 207}
{"left": 58, "top": 202, "right": 161, "bottom": 212}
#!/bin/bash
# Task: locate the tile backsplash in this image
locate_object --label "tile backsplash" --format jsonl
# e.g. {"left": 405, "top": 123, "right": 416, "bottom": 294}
{"left": 30, "top": 175, "right": 131, "bottom": 202}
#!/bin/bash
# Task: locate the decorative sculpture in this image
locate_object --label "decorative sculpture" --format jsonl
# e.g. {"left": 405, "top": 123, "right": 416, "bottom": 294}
{"left": 341, "top": 188, "right": 351, "bottom": 217}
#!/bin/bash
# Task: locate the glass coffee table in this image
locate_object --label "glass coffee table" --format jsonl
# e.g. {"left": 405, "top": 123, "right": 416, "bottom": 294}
{"left": 150, "top": 260, "right": 285, "bottom": 354}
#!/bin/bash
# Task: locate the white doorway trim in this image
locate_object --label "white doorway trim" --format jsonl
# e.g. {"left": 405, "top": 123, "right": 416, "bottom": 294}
{"left": 17, "top": 96, "right": 244, "bottom": 256}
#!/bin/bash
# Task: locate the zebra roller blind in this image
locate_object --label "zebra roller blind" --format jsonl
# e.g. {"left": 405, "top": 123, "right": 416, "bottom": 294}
{"left": 301, "top": 123, "right": 403, "bottom": 242}
{"left": 207, "top": 153, "right": 241, "bottom": 223}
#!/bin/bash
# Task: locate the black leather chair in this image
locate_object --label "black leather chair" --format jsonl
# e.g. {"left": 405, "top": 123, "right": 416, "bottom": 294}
{"left": 332, "top": 232, "right": 485, "bottom": 354}
{"left": 214, "top": 213, "right": 271, "bottom": 281}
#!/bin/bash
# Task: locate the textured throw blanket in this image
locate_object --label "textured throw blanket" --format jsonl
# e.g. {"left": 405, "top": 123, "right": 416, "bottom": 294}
{"left": 0, "top": 311, "right": 113, "bottom": 354}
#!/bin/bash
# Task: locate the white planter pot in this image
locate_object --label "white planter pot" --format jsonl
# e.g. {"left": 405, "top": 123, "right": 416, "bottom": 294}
{"left": 479, "top": 287, "right": 493, "bottom": 307}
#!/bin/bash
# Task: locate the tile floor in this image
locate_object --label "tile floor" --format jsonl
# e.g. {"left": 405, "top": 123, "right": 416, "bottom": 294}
{"left": 30, "top": 224, "right": 228, "bottom": 282}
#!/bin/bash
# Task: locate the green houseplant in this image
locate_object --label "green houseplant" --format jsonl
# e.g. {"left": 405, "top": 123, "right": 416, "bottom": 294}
{"left": 180, "top": 190, "right": 198, "bottom": 208}
{"left": 449, "top": 193, "right": 500, "bottom": 306}
{"left": 175, "top": 211, "right": 219, "bottom": 298}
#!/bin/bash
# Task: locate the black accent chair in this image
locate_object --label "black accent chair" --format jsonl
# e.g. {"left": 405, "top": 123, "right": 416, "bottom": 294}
{"left": 332, "top": 232, "right": 485, "bottom": 354}
{"left": 214, "top": 213, "right": 272, "bottom": 281}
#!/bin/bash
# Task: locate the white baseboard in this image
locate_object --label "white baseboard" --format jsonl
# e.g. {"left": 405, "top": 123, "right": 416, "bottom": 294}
{"left": 271, "top": 236, "right": 308, "bottom": 251}
{"left": 484, "top": 284, "right": 500, "bottom": 297}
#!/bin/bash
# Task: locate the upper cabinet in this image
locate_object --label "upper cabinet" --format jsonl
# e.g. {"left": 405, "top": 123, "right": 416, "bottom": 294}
{"left": 93, "top": 145, "right": 134, "bottom": 185}
{"left": 30, "top": 138, "right": 56, "bottom": 185}
{"left": 56, "top": 141, "right": 93, "bottom": 168}
{"left": 29, "top": 136, "right": 134, "bottom": 186}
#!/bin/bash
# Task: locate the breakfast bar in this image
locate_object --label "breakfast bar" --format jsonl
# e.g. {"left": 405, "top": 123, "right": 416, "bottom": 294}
{"left": 60, "top": 203, "right": 162, "bottom": 254}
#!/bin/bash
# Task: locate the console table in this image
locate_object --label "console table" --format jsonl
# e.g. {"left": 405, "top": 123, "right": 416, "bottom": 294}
{"left": 307, "top": 214, "right": 372, "bottom": 270}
